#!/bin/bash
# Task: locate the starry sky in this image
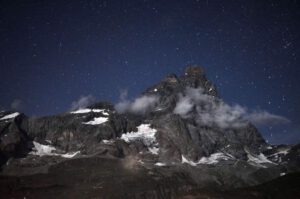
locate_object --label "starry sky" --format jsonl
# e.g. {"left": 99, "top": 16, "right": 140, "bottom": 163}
{"left": 0, "top": 0, "right": 299, "bottom": 144}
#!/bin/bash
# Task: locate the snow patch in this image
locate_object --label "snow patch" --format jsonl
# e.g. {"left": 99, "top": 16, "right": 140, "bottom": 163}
{"left": 148, "top": 147, "right": 159, "bottom": 155}
{"left": 31, "top": 141, "right": 56, "bottom": 156}
{"left": 154, "top": 88, "right": 158, "bottom": 92}
{"left": 120, "top": 124, "right": 159, "bottom": 154}
{"left": 102, "top": 139, "right": 114, "bottom": 144}
{"left": 30, "top": 141, "right": 80, "bottom": 158}
{"left": 271, "top": 148, "right": 290, "bottom": 156}
{"left": 60, "top": 151, "right": 81, "bottom": 158}
{"left": 244, "top": 147, "right": 275, "bottom": 167}
{"left": 181, "top": 155, "right": 197, "bottom": 166}
{"left": 121, "top": 124, "right": 157, "bottom": 145}
{"left": 182, "top": 152, "right": 234, "bottom": 166}
{"left": 155, "top": 162, "right": 166, "bottom": 166}
{"left": 83, "top": 117, "right": 108, "bottom": 125}
{"left": 198, "top": 152, "right": 231, "bottom": 164}
{"left": 247, "top": 152, "right": 275, "bottom": 165}
{"left": 70, "top": 108, "right": 109, "bottom": 115}
{"left": 0, "top": 112, "right": 20, "bottom": 120}
{"left": 280, "top": 172, "right": 286, "bottom": 176}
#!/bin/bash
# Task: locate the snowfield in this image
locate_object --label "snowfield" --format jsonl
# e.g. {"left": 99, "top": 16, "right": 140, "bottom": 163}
{"left": 83, "top": 117, "right": 108, "bottom": 125}
{"left": 30, "top": 141, "right": 80, "bottom": 158}
{"left": 0, "top": 112, "right": 20, "bottom": 120}
{"left": 245, "top": 148, "right": 275, "bottom": 168}
{"left": 70, "top": 108, "right": 109, "bottom": 115}
{"left": 121, "top": 124, "right": 157, "bottom": 145}
{"left": 182, "top": 152, "right": 234, "bottom": 166}
{"left": 121, "top": 124, "right": 159, "bottom": 154}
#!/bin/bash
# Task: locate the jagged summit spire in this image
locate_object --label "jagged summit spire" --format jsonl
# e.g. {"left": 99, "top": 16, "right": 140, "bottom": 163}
{"left": 163, "top": 73, "right": 179, "bottom": 83}
{"left": 184, "top": 65, "right": 205, "bottom": 77}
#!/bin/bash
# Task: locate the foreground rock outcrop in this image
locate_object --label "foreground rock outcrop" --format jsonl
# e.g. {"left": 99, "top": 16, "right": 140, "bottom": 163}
{"left": 0, "top": 66, "right": 299, "bottom": 198}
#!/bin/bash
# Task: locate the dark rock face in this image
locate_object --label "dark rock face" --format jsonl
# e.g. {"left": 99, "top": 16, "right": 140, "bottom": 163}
{"left": 0, "top": 112, "right": 30, "bottom": 166}
{"left": 0, "top": 66, "right": 299, "bottom": 198}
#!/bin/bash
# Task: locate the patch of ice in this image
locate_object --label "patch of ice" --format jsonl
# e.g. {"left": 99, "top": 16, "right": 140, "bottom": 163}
{"left": 155, "top": 162, "right": 166, "bottom": 166}
{"left": 31, "top": 141, "right": 56, "bottom": 156}
{"left": 121, "top": 124, "right": 157, "bottom": 146}
{"left": 247, "top": 152, "right": 275, "bottom": 164}
{"left": 154, "top": 107, "right": 165, "bottom": 112}
{"left": 181, "top": 155, "right": 198, "bottom": 166}
{"left": 280, "top": 172, "right": 286, "bottom": 176}
{"left": 0, "top": 112, "right": 20, "bottom": 120}
{"left": 60, "top": 151, "right": 81, "bottom": 158}
{"left": 270, "top": 148, "right": 290, "bottom": 156}
{"left": 198, "top": 152, "right": 231, "bottom": 164}
{"left": 30, "top": 141, "right": 80, "bottom": 158}
{"left": 121, "top": 124, "right": 159, "bottom": 154}
{"left": 244, "top": 147, "right": 275, "bottom": 167}
{"left": 83, "top": 117, "right": 108, "bottom": 125}
{"left": 182, "top": 152, "right": 234, "bottom": 166}
{"left": 102, "top": 112, "right": 109, "bottom": 116}
{"left": 102, "top": 139, "right": 114, "bottom": 144}
{"left": 148, "top": 147, "right": 159, "bottom": 155}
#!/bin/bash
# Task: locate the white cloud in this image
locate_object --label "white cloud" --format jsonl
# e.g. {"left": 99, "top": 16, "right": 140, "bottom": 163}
{"left": 173, "top": 94, "right": 193, "bottom": 116}
{"left": 115, "top": 90, "right": 159, "bottom": 114}
{"left": 130, "top": 95, "right": 159, "bottom": 114}
{"left": 246, "top": 111, "right": 290, "bottom": 126}
{"left": 115, "top": 100, "right": 131, "bottom": 113}
{"left": 174, "top": 87, "right": 290, "bottom": 128}
{"left": 11, "top": 99, "right": 23, "bottom": 111}
{"left": 70, "top": 95, "right": 96, "bottom": 111}
{"left": 119, "top": 89, "right": 128, "bottom": 101}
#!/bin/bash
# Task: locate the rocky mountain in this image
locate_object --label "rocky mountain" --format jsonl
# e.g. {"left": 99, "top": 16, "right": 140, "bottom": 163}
{"left": 0, "top": 66, "right": 299, "bottom": 198}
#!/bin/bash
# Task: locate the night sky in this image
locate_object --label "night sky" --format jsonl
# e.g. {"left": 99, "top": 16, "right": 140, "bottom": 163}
{"left": 0, "top": 0, "right": 299, "bottom": 144}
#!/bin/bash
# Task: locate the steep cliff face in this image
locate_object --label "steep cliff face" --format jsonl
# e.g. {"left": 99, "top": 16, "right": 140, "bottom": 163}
{"left": 0, "top": 112, "right": 30, "bottom": 165}
{"left": 140, "top": 66, "right": 266, "bottom": 163}
{"left": 0, "top": 66, "right": 299, "bottom": 198}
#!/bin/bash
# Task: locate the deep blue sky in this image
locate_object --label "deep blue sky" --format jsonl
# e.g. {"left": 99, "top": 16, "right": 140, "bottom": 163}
{"left": 0, "top": 0, "right": 299, "bottom": 144}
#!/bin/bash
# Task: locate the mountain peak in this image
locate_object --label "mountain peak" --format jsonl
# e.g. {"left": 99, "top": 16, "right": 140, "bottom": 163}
{"left": 184, "top": 65, "right": 205, "bottom": 77}
{"left": 163, "top": 73, "right": 179, "bottom": 83}
{"left": 1, "top": 65, "right": 299, "bottom": 198}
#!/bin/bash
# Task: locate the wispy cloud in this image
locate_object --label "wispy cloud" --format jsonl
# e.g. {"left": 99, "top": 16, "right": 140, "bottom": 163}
{"left": 174, "top": 87, "right": 290, "bottom": 128}
{"left": 246, "top": 111, "right": 290, "bottom": 126}
{"left": 11, "top": 99, "right": 24, "bottom": 111}
{"left": 70, "top": 95, "right": 96, "bottom": 110}
{"left": 115, "top": 90, "right": 159, "bottom": 114}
